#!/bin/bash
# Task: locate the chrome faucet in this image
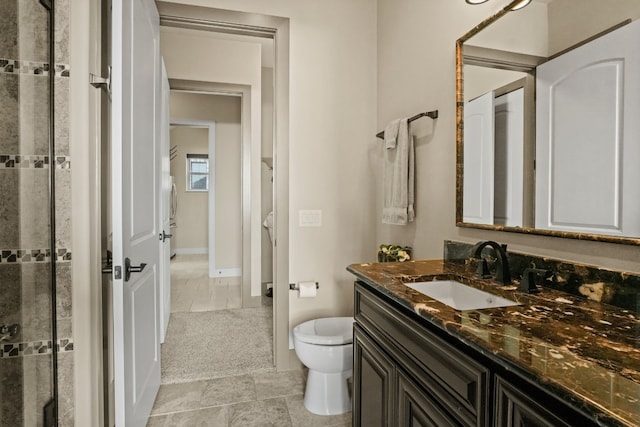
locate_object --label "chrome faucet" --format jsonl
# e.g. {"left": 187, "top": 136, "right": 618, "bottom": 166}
{"left": 471, "top": 240, "right": 512, "bottom": 285}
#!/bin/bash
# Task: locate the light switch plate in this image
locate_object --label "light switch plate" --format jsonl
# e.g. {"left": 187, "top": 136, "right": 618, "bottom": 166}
{"left": 299, "top": 210, "right": 322, "bottom": 227}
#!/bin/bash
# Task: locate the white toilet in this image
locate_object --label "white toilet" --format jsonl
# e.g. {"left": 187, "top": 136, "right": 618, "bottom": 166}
{"left": 293, "top": 316, "right": 354, "bottom": 416}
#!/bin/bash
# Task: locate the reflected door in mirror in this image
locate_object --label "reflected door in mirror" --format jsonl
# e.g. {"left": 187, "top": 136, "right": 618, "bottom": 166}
{"left": 464, "top": 92, "right": 495, "bottom": 224}
{"left": 535, "top": 19, "right": 640, "bottom": 237}
{"left": 464, "top": 89, "right": 524, "bottom": 227}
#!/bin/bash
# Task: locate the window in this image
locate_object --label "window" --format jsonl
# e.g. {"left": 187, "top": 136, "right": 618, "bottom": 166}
{"left": 187, "top": 154, "right": 209, "bottom": 191}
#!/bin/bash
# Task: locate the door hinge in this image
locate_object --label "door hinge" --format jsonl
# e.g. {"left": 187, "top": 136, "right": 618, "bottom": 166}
{"left": 90, "top": 65, "right": 112, "bottom": 95}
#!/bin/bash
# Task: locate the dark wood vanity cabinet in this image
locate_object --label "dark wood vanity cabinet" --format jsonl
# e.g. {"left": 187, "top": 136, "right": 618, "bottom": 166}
{"left": 494, "top": 376, "right": 573, "bottom": 427}
{"left": 353, "top": 281, "right": 596, "bottom": 427}
{"left": 353, "top": 325, "right": 395, "bottom": 427}
{"left": 353, "top": 325, "right": 459, "bottom": 427}
{"left": 396, "top": 370, "right": 459, "bottom": 427}
{"left": 353, "top": 281, "right": 489, "bottom": 427}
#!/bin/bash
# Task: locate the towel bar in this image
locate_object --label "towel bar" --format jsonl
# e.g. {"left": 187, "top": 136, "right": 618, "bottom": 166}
{"left": 376, "top": 110, "right": 438, "bottom": 139}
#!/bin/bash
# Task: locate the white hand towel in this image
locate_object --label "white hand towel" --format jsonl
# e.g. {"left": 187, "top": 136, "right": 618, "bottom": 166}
{"left": 407, "top": 124, "right": 415, "bottom": 222}
{"left": 382, "top": 118, "right": 415, "bottom": 225}
{"left": 384, "top": 119, "right": 401, "bottom": 149}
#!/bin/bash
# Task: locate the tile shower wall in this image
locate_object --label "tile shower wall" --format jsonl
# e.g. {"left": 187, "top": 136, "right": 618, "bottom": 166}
{"left": 0, "top": 0, "right": 73, "bottom": 425}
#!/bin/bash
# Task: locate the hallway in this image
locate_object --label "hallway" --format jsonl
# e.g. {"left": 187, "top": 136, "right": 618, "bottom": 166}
{"left": 147, "top": 255, "right": 351, "bottom": 426}
{"left": 161, "top": 255, "right": 273, "bottom": 383}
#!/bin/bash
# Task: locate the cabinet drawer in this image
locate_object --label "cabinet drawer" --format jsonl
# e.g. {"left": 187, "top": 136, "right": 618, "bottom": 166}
{"left": 355, "top": 282, "right": 489, "bottom": 427}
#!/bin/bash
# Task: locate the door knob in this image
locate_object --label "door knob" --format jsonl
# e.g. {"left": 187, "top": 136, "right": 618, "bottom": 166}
{"left": 159, "top": 230, "right": 173, "bottom": 242}
{"left": 125, "top": 257, "right": 147, "bottom": 282}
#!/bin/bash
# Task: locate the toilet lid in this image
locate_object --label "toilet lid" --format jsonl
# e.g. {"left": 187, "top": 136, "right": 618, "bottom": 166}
{"left": 293, "top": 317, "right": 354, "bottom": 345}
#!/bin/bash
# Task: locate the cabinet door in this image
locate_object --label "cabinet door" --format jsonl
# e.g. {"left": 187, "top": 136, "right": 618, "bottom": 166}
{"left": 353, "top": 325, "right": 395, "bottom": 427}
{"left": 494, "top": 376, "right": 572, "bottom": 427}
{"left": 355, "top": 282, "right": 489, "bottom": 426}
{"left": 397, "top": 371, "right": 458, "bottom": 427}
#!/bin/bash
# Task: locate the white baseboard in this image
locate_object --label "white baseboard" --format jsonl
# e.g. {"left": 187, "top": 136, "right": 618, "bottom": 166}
{"left": 209, "top": 267, "right": 241, "bottom": 278}
{"left": 175, "top": 248, "right": 208, "bottom": 255}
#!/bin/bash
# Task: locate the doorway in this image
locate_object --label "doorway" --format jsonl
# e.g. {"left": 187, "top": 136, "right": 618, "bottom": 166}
{"left": 71, "top": 1, "right": 291, "bottom": 425}
{"left": 157, "top": 2, "right": 291, "bottom": 372}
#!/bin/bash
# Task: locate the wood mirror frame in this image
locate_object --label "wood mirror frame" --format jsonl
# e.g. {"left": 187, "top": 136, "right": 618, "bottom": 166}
{"left": 455, "top": 0, "right": 640, "bottom": 246}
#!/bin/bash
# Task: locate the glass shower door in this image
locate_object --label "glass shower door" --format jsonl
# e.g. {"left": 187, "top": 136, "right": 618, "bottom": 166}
{"left": 0, "top": 0, "right": 58, "bottom": 425}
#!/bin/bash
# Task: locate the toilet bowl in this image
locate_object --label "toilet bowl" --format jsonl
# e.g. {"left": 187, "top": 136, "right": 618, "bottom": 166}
{"left": 293, "top": 316, "right": 354, "bottom": 416}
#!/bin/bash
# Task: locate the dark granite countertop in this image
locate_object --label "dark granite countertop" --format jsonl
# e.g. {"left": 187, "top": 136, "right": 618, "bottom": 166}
{"left": 347, "top": 259, "right": 640, "bottom": 427}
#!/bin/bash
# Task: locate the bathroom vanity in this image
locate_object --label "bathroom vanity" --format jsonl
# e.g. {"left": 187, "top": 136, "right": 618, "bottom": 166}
{"left": 348, "top": 259, "right": 640, "bottom": 427}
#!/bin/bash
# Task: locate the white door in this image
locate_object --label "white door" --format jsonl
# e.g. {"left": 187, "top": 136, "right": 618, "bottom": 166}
{"left": 494, "top": 88, "right": 524, "bottom": 227}
{"left": 111, "top": 0, "right": 161, "bottom": 425}
{"left": 463, "top": 91, "right": 495, "bottom": 224}
{"left": 159, "top": 59, "right": 171, "bottom": 342}
{"left": 536, "top": 20, "right": 640, "bottom": 236}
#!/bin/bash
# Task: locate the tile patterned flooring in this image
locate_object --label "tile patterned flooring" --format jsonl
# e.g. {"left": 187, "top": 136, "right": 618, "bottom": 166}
{"left": 169, "top": 255, "right": 244, "bottom": 312}
{"left": 147, "top": 255, "right": 352, "bottom": 426}
{"left": 147, "top": 370, "right": 351, "bottom": 426}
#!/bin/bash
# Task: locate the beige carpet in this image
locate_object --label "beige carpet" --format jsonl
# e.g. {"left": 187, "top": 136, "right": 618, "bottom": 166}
{"left": 161, "top": 307, "right": 274, "bottom": 384}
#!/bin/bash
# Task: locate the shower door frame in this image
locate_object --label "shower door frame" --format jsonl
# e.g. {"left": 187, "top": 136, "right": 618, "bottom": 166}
{"left": 0, "top": 0, "right": 60, "bottom": 424}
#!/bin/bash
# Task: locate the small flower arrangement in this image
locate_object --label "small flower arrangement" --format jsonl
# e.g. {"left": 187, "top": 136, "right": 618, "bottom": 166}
{"left": 377, "top": 244, "right": 412, "bottom": 262}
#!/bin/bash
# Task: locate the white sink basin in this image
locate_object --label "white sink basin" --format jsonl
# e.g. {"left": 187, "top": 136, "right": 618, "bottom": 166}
{"left": 405, "top": 280, "right": 520, "bottom": 311}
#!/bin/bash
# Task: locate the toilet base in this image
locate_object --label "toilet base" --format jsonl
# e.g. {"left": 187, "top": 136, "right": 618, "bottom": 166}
{"left": 303, "top": 369, "right": 352, "bottom": 416}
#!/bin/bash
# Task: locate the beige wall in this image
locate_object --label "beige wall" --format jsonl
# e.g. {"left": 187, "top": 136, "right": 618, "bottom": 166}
{"left": 170, "top": 126, "right": 209, "bottom": 251}
{"left": 167, "top": 0, "right": 378, "bottom": 330}
{"left": 469, "top": 0, "right": 549, "bottom": 56}
{"left": 170, "top": 91, "right": 242, "bottom": 269}
{"left": 69, "top": 2, "right": 640, "bottom": 423}
{"left": 163, "top": 0, "right": 640, "bottom": 335}
{"left": 548, "top": 0, "right": 640, "bottom": 55}
{"left": 377, "top": 0, "right": 640, "bottom": 274}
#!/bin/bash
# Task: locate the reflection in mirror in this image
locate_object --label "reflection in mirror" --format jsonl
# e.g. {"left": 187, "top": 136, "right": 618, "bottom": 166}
{"left": 457, "top": 0, "right": 640, "bottom": 245}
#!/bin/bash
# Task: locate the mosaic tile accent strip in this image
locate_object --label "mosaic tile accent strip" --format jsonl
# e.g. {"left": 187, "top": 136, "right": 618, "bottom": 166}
{"left": 0, "top": 338, "right": 74, "bottom": 359}
{"left": 0, "top": 155, "right": 71, "bottom": 169}
{"left": 57, "top": 338, "right": 74, "bottom": 353}
{"left": 0, "top": 58, "right": 70, "bottom": 77}
{"left": 1, "top": 340, "right": 52, "bottom": 358}
{"left": 56, "top": 248, "right": 72, "bottom": 261}
{"left": 55, "top": 156, "right": 71, "bottom": 169}
{"left": 0, "top": 248, "right": 72, "bottom": 264}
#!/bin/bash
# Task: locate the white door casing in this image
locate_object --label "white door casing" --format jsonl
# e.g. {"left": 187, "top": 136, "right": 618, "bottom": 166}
{"left": 463, "top": 91, "right": 495, "bottom": 224}
{"left": 160, "top": 59, "right": 171, "bottom": 342}
{"left": 111, "top": 0, "right": 161, "bottom": 425}
{"left": 536, "top": 20, "right": 640, "bottom": 236}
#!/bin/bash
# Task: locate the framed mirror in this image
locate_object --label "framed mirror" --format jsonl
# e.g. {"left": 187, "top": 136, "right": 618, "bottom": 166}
{"left": 456, "top": 0, "right": 640, "bottom": 245}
